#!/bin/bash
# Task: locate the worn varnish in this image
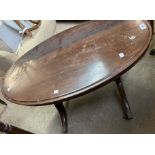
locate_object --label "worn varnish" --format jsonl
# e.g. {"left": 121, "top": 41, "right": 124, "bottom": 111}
{"left": 2, "top": 21, "right": 152, "bottom": 105}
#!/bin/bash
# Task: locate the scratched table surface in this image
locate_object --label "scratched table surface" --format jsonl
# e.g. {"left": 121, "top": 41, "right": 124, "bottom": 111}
{"left": 2, "top": 21, "right": 152, "bottom": 105}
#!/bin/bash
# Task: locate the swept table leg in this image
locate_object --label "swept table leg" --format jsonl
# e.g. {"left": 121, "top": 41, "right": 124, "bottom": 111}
{"left": 149, "top": 20, "right": 154, "bottom": 34}
{"left": 0, "top": 99, "right": 7, "bottom": 106}
{"left": 149, "top": 20, "right": 155, "bottom": 55}
{"left": 54, "top": 102, "right": 68, "bottom": 133}
{"left": 0, "top": 100, "right": 32, "bottom": 134}
{"left": 115, "top": 77, "right": 133, "bottom": 120}
{"left": 150, "top": 49, "right": 155, "bottom": 55}
{"left": 0, "top": 121, "right": 32, "bottom": 134}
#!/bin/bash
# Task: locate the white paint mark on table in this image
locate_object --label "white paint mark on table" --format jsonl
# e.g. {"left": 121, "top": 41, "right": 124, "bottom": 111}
{"left": 7, "top": 87, "right": 11, "bottom": 92}
{"left": 129, "top": 35, "right": 136, "bottom": 40}
{"left": 139, "top": 23, "right": 147, "bottom": 30}
{"left": 119, "top": 52, "right": 125, "bottom": 58}
{"left": 53, "top": 90, "right": 59, "bottom": 94}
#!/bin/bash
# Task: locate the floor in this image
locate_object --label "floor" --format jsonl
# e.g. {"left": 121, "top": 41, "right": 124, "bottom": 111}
{"left": 0, "top": 21, "right": 155, "bottom": 134}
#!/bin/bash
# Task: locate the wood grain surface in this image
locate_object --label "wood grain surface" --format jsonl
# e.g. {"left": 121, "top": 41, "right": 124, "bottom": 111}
{"left": 2, "top": 20, "right": 152, "bottom": 105}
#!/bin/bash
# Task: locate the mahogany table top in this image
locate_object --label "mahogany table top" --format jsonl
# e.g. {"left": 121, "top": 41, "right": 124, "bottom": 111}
{"left": 2, "top": 20, "right": 152, "bottom": 105}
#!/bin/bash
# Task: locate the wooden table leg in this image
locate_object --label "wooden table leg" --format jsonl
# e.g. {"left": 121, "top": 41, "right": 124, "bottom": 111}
{"left": 0, "top": 99, "right": 32, "bottom": 134}
{"left": 0, "top": 99, "right": 7, "bottom": 106}
{"left": 115, "top": 77, "right": 133, "bottom": 120}
{"left": 148, "top": 20, "right": 155, "bottom": 55}
{"left": 0, "top": 121, "right": 32, "bottom": 134}
{"left": 0, "top": 99, "right": 68, "bottom": 134}
{"left": 149, "top": 20, "right": 154, "bottom": 35}
{"left": 54, "top": 102, "right": 68, "bottom": 133}
{"left": 150, "top": 49, "right": 155, "bottom": 55}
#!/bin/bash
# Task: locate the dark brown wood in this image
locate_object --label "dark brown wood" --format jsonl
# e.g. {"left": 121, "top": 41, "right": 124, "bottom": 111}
{"left": 150, "top": 49, "right": 155, "bottom": 55}
{"left": 148, "top": 20, "right": 154, "bottom": 34}
{"left": 0, "top": 121, "right": 32, "bottom": 134}
{"left": 0, "top": 101, "right": 31, "bottom": 134}
{"left": 0, "top": 20, "right": 152, "bottom": 133}
{"left": 54, "top": 102, "right": 67, "bottom": 133}
{"left": 0, "top": 99, "right": 7, "bottom": 105}
{"left": 2, "top": 20, "right": 152, "bottom": 106}
{"left": 115, "top": 77, "right": 133, "bottom": 119}
{"left": 148, "top": 20, "right": 155, "bottom": 55}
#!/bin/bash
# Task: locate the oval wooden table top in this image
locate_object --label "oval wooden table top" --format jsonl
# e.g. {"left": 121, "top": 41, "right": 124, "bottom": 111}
{"left": 2, "top": 20, "right": 152, "bottom": 105}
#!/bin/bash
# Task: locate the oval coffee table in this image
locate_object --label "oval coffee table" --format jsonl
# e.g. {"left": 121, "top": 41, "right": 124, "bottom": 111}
{"left": 0, "top": 20, "right": 152, "bottom": 133}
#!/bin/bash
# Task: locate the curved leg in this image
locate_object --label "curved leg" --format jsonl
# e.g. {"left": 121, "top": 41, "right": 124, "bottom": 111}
{"left": 0, "top": 99, "right": 7, "bottom": 106}
{"left": 54, "top": 102, "right": 68, "bottom": 133}
{"left": 115, "top": 77, "right": 133, "bottom": 120}
{"left": 0, "top": 121, "right": 32, "bottom": 134}
{"left": 148, "top": 21, "right": 155, "bottom": 55}
{"left": 150, "top": 49, "right": 155, "bottom": 55}
{"left": 0, "top": 100, "right": 32, "bottom": 134}
{"left": 149, "top": 20, "right": 154, "bottom": 34}
{"left": 150, "top": 20, "right": 155, "bottom": 56}
{"left": 0, "top": 121, "right": 11, "bottom": 133}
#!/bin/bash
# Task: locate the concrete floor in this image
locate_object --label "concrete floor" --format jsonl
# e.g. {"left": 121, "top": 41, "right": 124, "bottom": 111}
{"left": 0, "top": 21, "right": 155, "bottom": 134}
